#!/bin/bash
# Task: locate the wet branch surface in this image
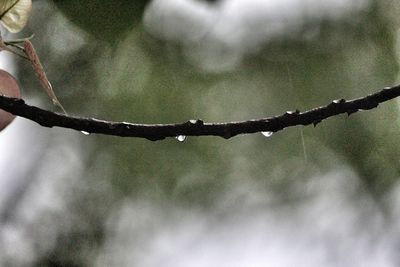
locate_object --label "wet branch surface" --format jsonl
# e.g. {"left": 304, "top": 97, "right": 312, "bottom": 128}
{"left": 0, "top": 84, "right": 399, "bottom": 141}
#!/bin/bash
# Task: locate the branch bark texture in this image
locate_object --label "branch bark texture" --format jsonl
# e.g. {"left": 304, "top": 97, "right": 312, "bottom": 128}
{"left": 0, "top": 84, "right": 399, "bottom": 141}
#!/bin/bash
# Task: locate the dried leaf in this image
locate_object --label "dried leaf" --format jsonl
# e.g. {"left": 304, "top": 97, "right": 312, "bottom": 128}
{"left": 24, "top": 40, "right": 66, "bottom": 114}
{"left": 0, "top": 0, "right": 32, "bottom": 33}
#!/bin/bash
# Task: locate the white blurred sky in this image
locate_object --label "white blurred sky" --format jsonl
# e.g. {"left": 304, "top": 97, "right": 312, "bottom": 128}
{"left": 97, "top": 170, "right": 399, "bottom": 267}
{"left": 144, "top": 0, "right": 370, "bottom": 72}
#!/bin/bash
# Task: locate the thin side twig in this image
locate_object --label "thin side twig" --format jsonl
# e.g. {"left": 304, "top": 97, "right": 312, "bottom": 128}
{"left": 0, "top": 84, "right": 399, "bottom": 141}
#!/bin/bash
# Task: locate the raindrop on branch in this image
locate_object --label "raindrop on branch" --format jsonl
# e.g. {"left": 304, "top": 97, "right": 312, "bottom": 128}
{"left": 175, "top": 135, "right": 187, "bottom": 142}
{"left": 261, "top": 131, "right": 273, "bottom": 137}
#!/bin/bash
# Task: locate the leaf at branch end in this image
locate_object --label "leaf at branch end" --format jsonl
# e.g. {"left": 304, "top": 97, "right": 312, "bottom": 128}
{"left": 24, "top": 40, "right": 67, "bottom": 114}
{"left": 0, "top": 0, "right": 32, "bottom": 33}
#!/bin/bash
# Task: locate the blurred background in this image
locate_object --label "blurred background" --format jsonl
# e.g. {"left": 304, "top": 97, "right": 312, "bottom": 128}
{"left": 1, "top": 0, "right": 400, "bottom": 266}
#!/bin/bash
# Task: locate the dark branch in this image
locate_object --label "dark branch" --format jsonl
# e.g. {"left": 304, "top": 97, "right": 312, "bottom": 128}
{"left": 0, "top": 84, "right": 399, "bottom": 141}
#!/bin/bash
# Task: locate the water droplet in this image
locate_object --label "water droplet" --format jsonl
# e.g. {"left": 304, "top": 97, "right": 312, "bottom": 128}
{"left": 261, "top": 131, "right": 273, "bottom": 137}
{"left": 332, "top": 99, "right": 345, "bottom": 104}
{"left": 81, "top": 131, "right": 90, "bottom": 136}
{"left": 285, "top": 110, "right": 300, "bottom": 115}
{"left": 188, "top": 119, "right": 203, "bottom": 126}
{"left": 175, "top": 135, "right": 187, "bottom": 142}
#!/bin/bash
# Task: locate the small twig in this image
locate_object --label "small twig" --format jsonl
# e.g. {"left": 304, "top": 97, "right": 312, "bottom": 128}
{"left": 3, "top": 34, "right": 35, "bottom": 44}
{"left": 4, "top": 42, "right": 25, "bottom": 52}
{"left": 0, "top": 84, "right": 399, "bottom": 141}
{"left": 1, "top": 35, "right": 36, "bottom": 60}
{"left": 0, "top": 41, "right": 29, "bottom": 60}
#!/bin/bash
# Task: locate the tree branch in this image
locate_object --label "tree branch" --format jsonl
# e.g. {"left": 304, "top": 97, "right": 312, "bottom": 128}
{"left": 0, "top": 84, "right": 399, "bottom": 141}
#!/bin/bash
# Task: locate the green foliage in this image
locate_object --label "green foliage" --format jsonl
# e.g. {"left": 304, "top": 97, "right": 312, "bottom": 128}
{"left": 43, "top": 1, "right": 400, "bottom": 198}
{"left": 52, "top": 0, "right": 150, "bottom": 42}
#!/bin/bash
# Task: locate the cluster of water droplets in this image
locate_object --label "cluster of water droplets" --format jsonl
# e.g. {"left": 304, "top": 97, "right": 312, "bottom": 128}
{"left": 174, "top": 119, "right": 203, "bottom": 142}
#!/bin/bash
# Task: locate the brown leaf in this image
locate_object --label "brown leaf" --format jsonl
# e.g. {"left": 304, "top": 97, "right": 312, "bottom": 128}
{"left": 24, "top": 40, "right": 66, "bottom": 113}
